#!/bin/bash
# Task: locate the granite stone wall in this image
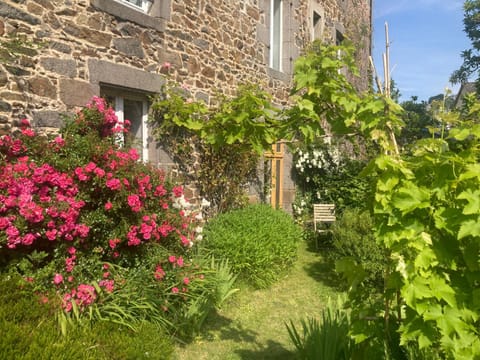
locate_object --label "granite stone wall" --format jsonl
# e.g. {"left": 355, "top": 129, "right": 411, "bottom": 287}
{"left": 0, "top": 0, "right": 372, "bottom": 211}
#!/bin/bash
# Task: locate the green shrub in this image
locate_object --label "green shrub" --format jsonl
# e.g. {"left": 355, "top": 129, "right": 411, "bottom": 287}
{"left": 329, "top": 208, "right": 386, "bottom": 289}
{"left": 202, "top": 204, "right": 301, "bottom": 288}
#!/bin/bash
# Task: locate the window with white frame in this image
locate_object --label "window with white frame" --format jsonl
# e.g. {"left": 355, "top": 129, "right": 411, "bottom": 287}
{"left": 116, "top": 0, "right": 153, "bottom": 13}
{"left": 102, "top": 89, "right": 150, "bottom": 162}
{"left": 270, "top": 0, "right": 283, "bottom": 71}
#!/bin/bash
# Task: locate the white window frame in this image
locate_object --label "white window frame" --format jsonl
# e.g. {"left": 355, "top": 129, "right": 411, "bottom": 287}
{"left": 269, "top": 0, "right": 283, "bottom": 71}
{"left": 115, "top": 0, "right": 153, "bottom": 13}
{"left": 113, "top": 96, "right": 149, "bottom": 162}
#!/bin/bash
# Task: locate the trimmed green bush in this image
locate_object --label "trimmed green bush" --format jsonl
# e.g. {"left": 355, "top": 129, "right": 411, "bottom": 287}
{"left": 329, "top": 208, "right": 386, "bottom": 290}
{"left": 202, "top": 204, "right": 301, "bottom": 288}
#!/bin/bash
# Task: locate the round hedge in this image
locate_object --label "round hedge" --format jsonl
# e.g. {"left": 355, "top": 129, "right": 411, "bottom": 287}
{"left": 202, "top": 204, "right": 301, "bottom": 288}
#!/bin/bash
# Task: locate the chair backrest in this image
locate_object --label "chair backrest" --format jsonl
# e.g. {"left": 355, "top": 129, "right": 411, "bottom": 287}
{"left": 313, "top": 204, "right": 336, "bottom": 231}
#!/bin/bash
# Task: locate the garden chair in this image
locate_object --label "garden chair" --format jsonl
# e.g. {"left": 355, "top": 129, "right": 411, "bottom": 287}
{"left": 313, "top": 203, "right": 336, "bottom": 248}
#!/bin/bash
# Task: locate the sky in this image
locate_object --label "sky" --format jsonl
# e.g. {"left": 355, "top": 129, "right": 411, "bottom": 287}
{"left": 372, "top": 0, "right": 471, "bottom": 102}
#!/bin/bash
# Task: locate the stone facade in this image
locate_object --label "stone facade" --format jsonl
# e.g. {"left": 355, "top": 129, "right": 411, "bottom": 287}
{"left": 0, "top": 0, "right": 372, "bottom": 211}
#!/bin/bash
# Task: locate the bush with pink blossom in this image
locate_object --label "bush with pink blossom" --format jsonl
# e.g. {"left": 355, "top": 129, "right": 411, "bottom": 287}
{"left": 0, "top": 97, "right": 220, "bottom": 338}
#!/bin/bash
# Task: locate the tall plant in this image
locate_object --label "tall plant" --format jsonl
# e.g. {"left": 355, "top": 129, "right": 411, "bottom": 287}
{"left": 289, "top": 43, "right": 480, "bottom": 358}
{"left": 150, "top": 84, "right": 278, "bottom": 214}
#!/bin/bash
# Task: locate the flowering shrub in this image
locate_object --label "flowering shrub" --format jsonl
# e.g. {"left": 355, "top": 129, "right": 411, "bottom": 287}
{"left": 292, "top": 140, "right": 371, "bottom": 217}
{"left": 0, "top": 97, "right": 211, "bottom": 336}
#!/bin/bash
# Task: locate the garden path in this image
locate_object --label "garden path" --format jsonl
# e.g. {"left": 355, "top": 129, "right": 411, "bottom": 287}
{"left": 173, "top": 240, "right": 342, "bottom": 360}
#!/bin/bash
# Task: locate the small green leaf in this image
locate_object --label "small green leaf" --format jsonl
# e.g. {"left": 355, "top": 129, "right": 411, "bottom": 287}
{"left": 458, "top": 219, "right": 480, "bottom": 239}
{"left": 457, "top": 189, "right": 480, "bottom": 215}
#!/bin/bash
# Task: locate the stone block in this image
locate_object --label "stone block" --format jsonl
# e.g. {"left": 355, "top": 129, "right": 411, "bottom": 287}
{"left": 40, "top": 58, "right": 77, "bottom": 78}
{"left": 59, "top": 79, "right": 96, "bottom": 107}
{"left": 0, "top": 2, "right": 40, "bottom": 25}
{"left": 63, "top": 23, "right": 112, "bottom": 48}
{"left": 32, "top": 110, "right": 68, "bottom": 128}
{"left": 88, "top": 59, "right": 165, "bottom": 94}
{"left": 113, "top": 38, "right": 145, "bottom": 59}
{"left": 27, "top": 76, "right": 56, "bottom": 99}
{"left": 0, "top": 100, "right": 11, "bottom": 112}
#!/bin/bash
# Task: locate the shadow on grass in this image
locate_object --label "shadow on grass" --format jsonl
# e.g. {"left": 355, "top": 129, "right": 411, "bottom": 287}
{"left": 302, "top": 235, "right": 346, "bottom": 291}
{"left": 199, "top": 311, "right": 257, "bottom": 343}
{"left": 234, "top": 340, "right": 295, "bottom": 360}
{"left": 183, "top": 312, "right": 295, "bottom": 359}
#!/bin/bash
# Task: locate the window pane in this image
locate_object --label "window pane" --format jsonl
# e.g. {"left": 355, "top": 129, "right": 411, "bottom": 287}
{"left": 271, "top": 0, "right": 282, "bottom": 71}
{"left": 124, "top": 99, "right": 143, "bottom": 156}
{"left": 120, "top": 0, "right": 152, "bottom": 12}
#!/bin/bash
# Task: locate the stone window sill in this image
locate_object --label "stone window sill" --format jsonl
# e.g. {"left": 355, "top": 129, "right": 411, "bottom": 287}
{"left": 267, "top": 67, "right": 291, "bottom": 83}
{"left": 90, "top": 0, "right": 169, "bottom": 32}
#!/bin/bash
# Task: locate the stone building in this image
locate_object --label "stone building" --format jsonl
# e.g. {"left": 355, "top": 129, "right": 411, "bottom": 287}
{"left": 0, "top": 0, "right": 372, "bottom": 211}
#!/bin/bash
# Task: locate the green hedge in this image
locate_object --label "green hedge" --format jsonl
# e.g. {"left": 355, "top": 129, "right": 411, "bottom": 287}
{"left": 202, "top": 204, "right": 301, "bottom": 288}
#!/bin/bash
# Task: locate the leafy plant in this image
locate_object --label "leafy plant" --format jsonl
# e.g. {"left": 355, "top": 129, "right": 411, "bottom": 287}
{"left": 150, "top": 84, "right": 272, "bottom": 215}
{"left": 0, "top": 97, "right": 212, "bottom": 338}
{"left": 202, "top": 204, "right": 301, "bottom": 288}
{"left": 288, "top": 42, "right": 480, "bottom": 358}
{"left": 286, "top": 298, "right": 355, "bottom": 360}
{"left": 329, "top": 208, "right": 386, "bottom": 290}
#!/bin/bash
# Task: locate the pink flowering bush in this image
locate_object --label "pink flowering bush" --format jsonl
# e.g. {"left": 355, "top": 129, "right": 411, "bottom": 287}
{"left": 0, "top": 97, "right": 216, "bottom": 338}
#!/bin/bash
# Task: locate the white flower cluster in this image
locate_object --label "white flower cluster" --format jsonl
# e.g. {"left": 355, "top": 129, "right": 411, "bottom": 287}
{"left": 295, "top": 147, "right": 341, "bottom": 177}
{"left": 193, "top": 198, "right": 210, "bottom": 242}
{"left": 293, "top": 199, "right": 306, "bottom": 216}
{"left": 172, "top": 196, "right": 211, "bottom": 246}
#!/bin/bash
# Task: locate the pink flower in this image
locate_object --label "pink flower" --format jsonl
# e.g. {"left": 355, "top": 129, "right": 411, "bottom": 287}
{"left": 172, "top": 287, "right": 179, "bottom": 294}
{"left": 45, "top": 229, "right": 57, "bottom": 241}
{"left": 84, "top": 162, "right": 97, "bottom": 172}
{"left": 177, "top": 257, "right": 184, "bottom": 267}
{"left": 109, "top": 238, "right": 120, "bottom": 249}
{"left": 183, "top": 277, "right": 190, "bottom": 285}
{"left": 154, "top": 185, "right": 167, "bottom": 197}
{"left": 104, "top": 202, "right": 113, "bottom": 210}
{"left": 53, "top": 273, "right": 63, "bottom": 285}
{"left": 53, "top": 136, "right": 65, "bottom": 147}
{"left": 162, "top": 62, "right": 171, "bottom": 69}
{"left": 154, "top": 265, "right": 165, "bottom": 280}
{"left": 106, "top": 178, "right": 121, "bottom": 190}
{"left": 127, "top": 194, "right": 142, "bottom": 212}
{"left": 21, "top": 128, "right": 35, "bottom": 137}
{"left": 68, "top": 247, "right": 76, "bottom": 255}
{"left": 168, "top": 255, "right": 176, "bottom": 263}
{"left": 172, "top": 186, "right": 183, "bottom": 197}
{"left": 99, "top": 279, "right": 114, "bottom": 293}
{"left": 94, "top": 167, "right": 105, "bottom": 177}
{"left": 20, "top": 118, "right": 30, "bottom": 128}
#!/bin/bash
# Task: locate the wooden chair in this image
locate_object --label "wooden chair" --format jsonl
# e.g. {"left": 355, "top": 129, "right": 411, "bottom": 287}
{"left": 313, "top": 204, "right": 336, "bottom": 248}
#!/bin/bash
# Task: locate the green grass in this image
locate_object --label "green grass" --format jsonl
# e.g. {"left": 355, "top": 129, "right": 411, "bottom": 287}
{"left": 173, "top": 239, "right": 343, "bottom": 360}
{"left": 0, "top": 237, "right": 342, "bottom": 360}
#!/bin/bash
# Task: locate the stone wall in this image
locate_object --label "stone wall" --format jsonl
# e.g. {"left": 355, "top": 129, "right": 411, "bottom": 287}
{"left": 0, "top": 0, "right": 372, "bottom": 211}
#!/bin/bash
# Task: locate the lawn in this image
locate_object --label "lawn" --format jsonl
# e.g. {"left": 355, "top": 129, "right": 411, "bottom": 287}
{"left": 173, "top": 238, "right": 343, "bottom": 360}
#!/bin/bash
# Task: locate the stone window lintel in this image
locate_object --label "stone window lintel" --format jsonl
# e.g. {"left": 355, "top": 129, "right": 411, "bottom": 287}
{"left": 90, "top": 0, "right": 169, "bottom": 32}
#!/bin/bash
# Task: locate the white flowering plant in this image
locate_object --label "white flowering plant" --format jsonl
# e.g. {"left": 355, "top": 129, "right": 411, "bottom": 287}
{"left": 292, "top": 140, "right": 371, "bottom": 218}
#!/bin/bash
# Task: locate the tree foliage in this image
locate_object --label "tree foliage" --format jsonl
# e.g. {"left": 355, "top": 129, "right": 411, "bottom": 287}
{"left": 450, "top": 0, "right": 480, "bottom": 85}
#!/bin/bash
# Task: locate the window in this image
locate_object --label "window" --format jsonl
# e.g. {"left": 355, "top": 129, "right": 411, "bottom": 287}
{"left": 91, "top": 0, "right": 170, "bottom": 31}
{"left": 312, "top": 10, "right": 323, "bottom": 40}
{"left": 116, "top": 0, "right": 153, "bottom": 13}
{"left": 335, "top": 29, "right": 345, "bottom": 46}
{"left": 270, "top": 0, "right": 283, "bottom": 71}
{"left": 102, "top": 89, "right": 149, "bottom": 162}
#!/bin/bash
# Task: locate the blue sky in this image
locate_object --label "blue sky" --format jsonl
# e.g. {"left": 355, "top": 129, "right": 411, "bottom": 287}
{"left": 372, "top": 0, "right": 471, "bottom": 102}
